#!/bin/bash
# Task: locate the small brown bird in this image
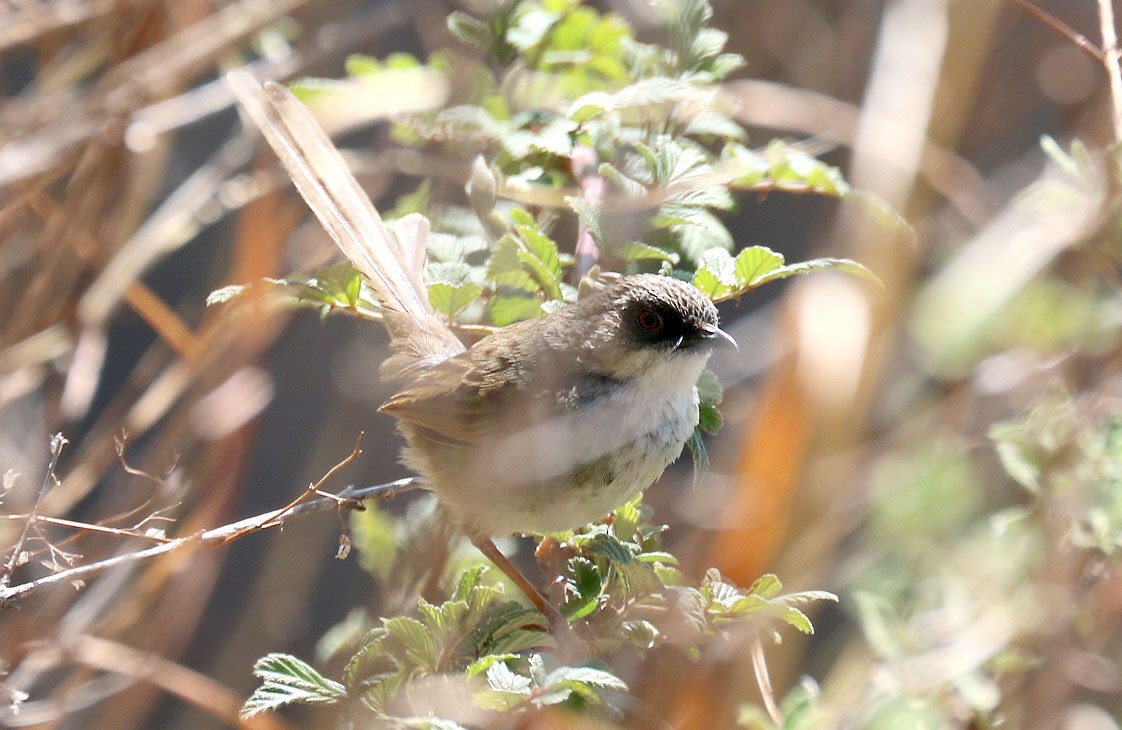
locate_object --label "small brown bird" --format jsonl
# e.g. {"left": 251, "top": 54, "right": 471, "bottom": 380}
{"left": 229, "top": 73, "right": 735, "bottom": 631}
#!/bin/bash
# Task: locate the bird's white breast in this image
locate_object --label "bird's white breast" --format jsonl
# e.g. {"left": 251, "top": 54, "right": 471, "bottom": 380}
{"left": 447, "top": 349, "right": 710, "bottom": 536}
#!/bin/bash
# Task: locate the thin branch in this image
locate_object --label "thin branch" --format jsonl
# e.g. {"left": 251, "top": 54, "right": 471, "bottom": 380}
{"left": 1, "top": 434, "right": 66, "bottom": 589}
{"left": 1099, "top": 0, "right": 1122, "bottom": 142}
{"left": 0, "top": 476, "right": 420, "bottom": 607}
{"left": 221, "top": 431, "right": 366, "bottom": 541}
{"left": 0, "top": 514, "right": 175, "bottom": 543}
{"left": 1005, "top": 0, "right": 1106, "bottom": 63}
{"left": 68, "top": 635, "right": 295, "bottom": 730}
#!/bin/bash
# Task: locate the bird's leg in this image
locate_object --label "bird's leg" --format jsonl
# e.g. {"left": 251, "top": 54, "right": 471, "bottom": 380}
{"left": 471, "top": 536, "right": 570, "bottom": 636}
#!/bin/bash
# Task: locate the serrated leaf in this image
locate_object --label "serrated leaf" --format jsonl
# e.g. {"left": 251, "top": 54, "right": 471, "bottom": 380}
{"left": 510, "top": 214, "right": 563, "bottom": 300}
{"left": 780, "top": 590, "right": 839, "bottom": 606}
{"left": 490, "top": 295, "right": 545, "bottom": 326}
{"left": 453, "top": 564, "right": 487, "bottom": 603}
{"left": 342, "top": 630, "right": 396, "bottom": 691}
{"left": 528, "top": 653, "right": 548, "bottom": 686}
{"left": 566, "top": 195, "right": 602, "bottom": 244}
{"left": 586, "top": 533, "right": 634, "bottom": 564}
{"left": 696, "top": 369, "right": 722, "bottom": 404}
{"left": 428, "top": 281, "right": 483, "bottom": 319}
{"left": 241, "top": 654, "right": 346, "bottom": 719}
{"left": 692, "top": 248, "right": 736, "bottom": 298}
{"left": 484, "top": 656, "right": 532, "bottom": 688}
{"left": 612, "top": 497, "right": 641, "bottom": 541}
{"left": 734, "top": 246, "right": 784, "bottom": 287}
{"left": 620, "top": 241, "right": 679, "bottom": 263}
{"left": 747, "top": 573, "right": 783, "bottom": 599}
{"left": 491, "top": 628, "right": 553, "bottom": 654}
{"left": 206, "top": 284, "right": 246, "bottom": 305}
{"left": 747, "top": 257, "right": 881, "bottom": 290}
{"left": 546, "top": 666, "right": 628, "bottom": 692}
{"left": 466, "top": 654, "right": 520, "bottom": 680}
{"left": 383, "top": 616, "right": 441, "bottom": 670}
{"left": 780, "top": 606, "right": 815, "bottom": 634}
{"left": 487, "top": 235, "right": 541, "bottom": 293}
{"left": 698, "top": 402, "right": 723, "bottom": 435}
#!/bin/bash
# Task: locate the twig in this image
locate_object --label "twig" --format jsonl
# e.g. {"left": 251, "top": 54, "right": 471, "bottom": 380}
{"left": 221, "top": 431, "right": 366, "bottom": 541}
{"left": 1, "top": 434, "right": 67, "bottom": 589}
{"left": 0, "top": 476, "right": 420, "bottom": 608}
{"left": 750, "top": 635, "right": 783, "bottom": 725}
{"left": 1005, "top": 0, "right": 1106, "bottom": 63}
{"left": 0, "top": 514, "right": 175, "bottom": 544}
{"left": 67, "top": 634, "right": 295, "bottom": 730}
{"left": 1099, "top": 0, "right": 1122, "bottom": 142}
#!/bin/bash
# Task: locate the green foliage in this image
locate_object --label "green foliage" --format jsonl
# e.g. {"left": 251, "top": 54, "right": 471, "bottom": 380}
{"left": 241, "top": 494, "right": 838, "bottom": 725}
{"left": 212, "top": 0, "right": 873, "bottom": 329}
{"left": 241, "top": 654, "right": 347, "bottom": 718}
{"left": 990, "top": 388, "right": 1122, "bottom": 556}
{"left": 693, "top": 244, "right": 878, "bottom": 302}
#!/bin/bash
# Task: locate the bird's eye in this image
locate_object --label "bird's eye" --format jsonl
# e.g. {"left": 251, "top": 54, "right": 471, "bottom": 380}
{"left": 635, "top": 308, "right": 663, "bottom": 332}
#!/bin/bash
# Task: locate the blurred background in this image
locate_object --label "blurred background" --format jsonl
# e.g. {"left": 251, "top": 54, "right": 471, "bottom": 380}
{"left": 2, "top": 0, "right": 1121, "bottom": 728}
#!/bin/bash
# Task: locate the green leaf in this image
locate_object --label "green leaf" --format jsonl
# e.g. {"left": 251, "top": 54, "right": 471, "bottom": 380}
{"left": 587, "top": 533, "right": 634, "bottom": 564}
{"left": 620, "top": 241, "right": 680, "bottom": 263}
{"left": 490, "top": 295, "right": 545, "bottom": 326}
{"left": 487, "top": 235, "right": 541, "bottom": 293}
{"left": 780, "top": 606, "right": 815, "bottom": 635}
{"left": 734, "top": 246, "right": 785, "bottom": 287}
{"left": 692, "top": 248, "right": 736, "bottom": 298}
{"left": 742, "top": 257, "right": 881, "bottom": 291}
{"left": 696, "top": 369, "right": 723, "bottom": 405}
{"left": 546, "top": 666, "right": 628, "bottom": 692}
{"left": 612, "top": 497, "right": 642, "bottom": 541}
{"left": 487, "top": 661, "right": 533, "bottom": 694}
{"left": 466, "top": 654, "right": 519, "bottom": 680}
{"left": 698, "top": 401, "right": 723, "bottom": 435}
{"left": 564, "top": 557, "right": 602, "bottom": 620}
{"left": 747, "top": 573, "right": 783, "bottom": 599}
{"left": 382, "top": 616, "right": 441, "bottom": 671}
{"left": 428, "top": 281, "right": 483, "bottom": 319}
{"left": 509, "top": 210, "right": 564, "bottom": 300}
{"left": 241, "top": 654, "right": 346, "bottom": 719}
{"left": 342, "top": 629, "right": 396, "bottom": 691}
{"left": 453, "top": 564, "right": 487, "bottom": 603}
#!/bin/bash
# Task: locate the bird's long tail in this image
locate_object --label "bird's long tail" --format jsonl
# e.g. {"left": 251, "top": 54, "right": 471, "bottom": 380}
{"left": 227, "top": 71, "right": 463, "bottom": 377}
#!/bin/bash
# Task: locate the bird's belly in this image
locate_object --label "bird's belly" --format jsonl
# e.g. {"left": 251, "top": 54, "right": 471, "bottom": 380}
{"left": 441, "top": 388, "right": 701, "bottom": 536}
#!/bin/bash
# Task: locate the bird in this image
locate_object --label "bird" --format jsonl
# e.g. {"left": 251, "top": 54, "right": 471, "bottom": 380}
{"left": 228, "top": 72, "right": 736, "bottom": 633}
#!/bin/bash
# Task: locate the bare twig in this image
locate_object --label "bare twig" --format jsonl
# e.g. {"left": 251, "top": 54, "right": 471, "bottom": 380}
{"left": 221, "top": 431, "right": 366, "bottom": 541}
{"left": 114, "top": 432, "right": 177, "bottom": 488}
{"left": 1099, "top": 0, "right": 1122, "bottom": 142}
{"left": 1005, "top": 0, "right": 1106, "bottom": 63}
{"left": 0, "top": 514, "right": 174, "bottom": 544}
{"left": 67, "top": 635, "right": 295, "bottom": 730}
{"left": 0, "top": 473, "right": 420, "bottom": 607}
{"left": 1, "top": 434, "right": 67, "bottom": 589}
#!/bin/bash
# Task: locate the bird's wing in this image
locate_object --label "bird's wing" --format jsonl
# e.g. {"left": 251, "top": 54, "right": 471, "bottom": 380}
{"left": 379, "top": 324, "right": 570, "bottom": 444}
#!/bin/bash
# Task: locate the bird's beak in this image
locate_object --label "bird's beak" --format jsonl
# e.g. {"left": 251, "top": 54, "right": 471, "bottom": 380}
{"left": 706, "top": 327, "right": 738, "bottom": 351}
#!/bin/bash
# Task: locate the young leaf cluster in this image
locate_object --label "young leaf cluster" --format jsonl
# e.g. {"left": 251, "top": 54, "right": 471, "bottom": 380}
{"left": 241, "top": 495, "right": 837, "bottom": 725}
